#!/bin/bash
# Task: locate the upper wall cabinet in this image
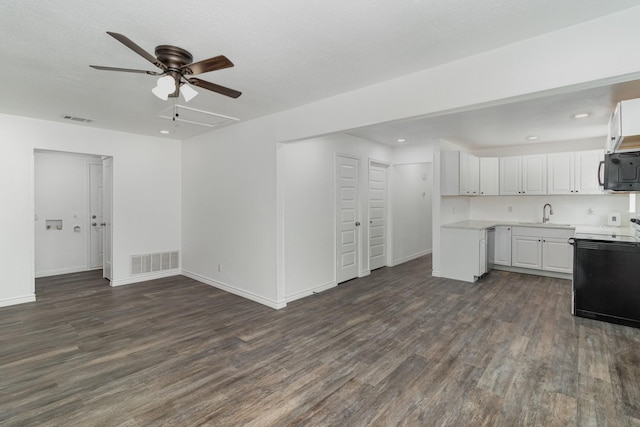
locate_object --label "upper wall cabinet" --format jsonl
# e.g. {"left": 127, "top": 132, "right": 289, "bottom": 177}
{"left": 459, "top": 152, "right": 479, "bottom": 195}
{"left": 500, "top": 154, "right": 546, "bottom": 195}
{"left": 547, "top": 150, "right": 604, "bottom": 195}
{"left": 479, "top": 157, "right": 499, "bottom": 196}
{"left": 608, "top": 98, "right": 640, "bottom": 153}
{"left": 441, "top": 151, "right": 479, "bottom": 196}
{"left": 441, "top": 151, "right": 460, "bottom": 196}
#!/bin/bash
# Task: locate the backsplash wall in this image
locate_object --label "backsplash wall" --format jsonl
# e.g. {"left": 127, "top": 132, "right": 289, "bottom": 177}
{"left": 470, "top": 194, "right": 632, "bottom": 227}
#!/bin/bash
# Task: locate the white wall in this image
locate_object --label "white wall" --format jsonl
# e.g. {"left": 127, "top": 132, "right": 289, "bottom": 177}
{"left": 391, "top": 163, "right": 433, "bottom": 265}
{"left": 34, "top": 152, "right": 101, "bottom": 277}
{"left": 0, "top": 114, "right": 181, "bottom": 307}
{"left": 181, "top": 117, "right": 280, "bottom": 307}
{"left": 280, "top": 133, "right": 392, "bottom": 302}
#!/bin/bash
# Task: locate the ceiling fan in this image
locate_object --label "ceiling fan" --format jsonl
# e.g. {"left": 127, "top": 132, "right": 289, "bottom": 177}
{"left": 90, "top": 31, "right": 241, "bottom": 101}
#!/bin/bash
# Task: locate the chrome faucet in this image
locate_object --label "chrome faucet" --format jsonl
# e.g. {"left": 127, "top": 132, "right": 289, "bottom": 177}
{"left": 542, "top": 203, "right": 553, "bottom": 223}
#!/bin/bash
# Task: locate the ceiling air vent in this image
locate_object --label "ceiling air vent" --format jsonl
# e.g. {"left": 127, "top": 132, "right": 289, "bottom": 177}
{"left": 60, "top": 114, "right": 93, "bottom": 123}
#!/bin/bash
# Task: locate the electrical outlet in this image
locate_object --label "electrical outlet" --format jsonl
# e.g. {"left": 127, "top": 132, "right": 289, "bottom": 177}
{"left": 452, "top": 207, "right": 456, "bottom": 214}
{"left": 508, "top": 206, "right": 513, "bottom": 213}
{"left": 218, "top": 264, "right": 222, "bottom": 272}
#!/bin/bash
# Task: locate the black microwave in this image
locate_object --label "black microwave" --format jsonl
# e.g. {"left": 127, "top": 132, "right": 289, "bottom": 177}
{"left": 599, "top": 151, "right": 640, "bottom": 191}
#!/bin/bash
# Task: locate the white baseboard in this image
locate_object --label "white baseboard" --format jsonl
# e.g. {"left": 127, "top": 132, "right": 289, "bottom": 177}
{"left": 432, "top": 270, "right": 443, "bottom": 277}
{"left": 0, "top": 294, "right": 36, "bottom": 308}
{"left": 359, "top": 270, "right": 371, "bottom": 278}
{"left": 110, "top": 269, "right": 180, "bottom": 287}
{"left": 182, "top": 270, "right": 286, "bottom": 310}
{"left": 391, "top": 249, "right": 432, "bottom": 267}
{"left": 35, "top": 265, "right": 89, "bottom": 278}
{"left": 285, "top": 280, "right": 337, "bottom": 303}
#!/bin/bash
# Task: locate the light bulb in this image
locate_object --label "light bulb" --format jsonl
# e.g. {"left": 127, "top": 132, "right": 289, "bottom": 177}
{"left": 152, "top": 85, "right": 169, "bottom": 100}
{"left": 181, "top": 84, "right": 198, "bottom": 102}
{"left": 152, "top": 75, "right": 176, "bottom": 100}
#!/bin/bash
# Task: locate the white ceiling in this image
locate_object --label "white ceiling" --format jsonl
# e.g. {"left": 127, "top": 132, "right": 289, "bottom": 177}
{"left": 347, "top": 79, "right": 640, "bottom": 149}
{"left": 1, "top": 1, "right": 639, "bottom": 142}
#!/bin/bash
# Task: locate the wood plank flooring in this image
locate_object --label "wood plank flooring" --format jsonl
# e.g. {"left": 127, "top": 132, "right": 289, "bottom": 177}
{"left": 1, "top": 256, "right": 640, "bottom": 426}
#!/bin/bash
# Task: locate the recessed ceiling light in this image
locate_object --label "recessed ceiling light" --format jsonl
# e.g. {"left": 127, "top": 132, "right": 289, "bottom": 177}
{"left": 573, "top": 113, "right": 590, "bottom": 119}
{"left": 160, "top": 130, "right": 170, "bottom": 134}
{"left": 527, "top": 136, "right": 539, "bottom": 141}
{"left": 397, "top": 138, "right": 406, "bottom": 143}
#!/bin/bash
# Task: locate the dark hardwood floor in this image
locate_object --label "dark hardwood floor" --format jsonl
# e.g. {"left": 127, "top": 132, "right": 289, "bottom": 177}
{"left": 1, "top": 256, "right": 640, "bottom": 426}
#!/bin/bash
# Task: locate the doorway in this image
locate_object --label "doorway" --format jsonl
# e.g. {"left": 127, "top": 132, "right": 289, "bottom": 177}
{"left": 34, "top": 150, "right": 113, "bottom": 282}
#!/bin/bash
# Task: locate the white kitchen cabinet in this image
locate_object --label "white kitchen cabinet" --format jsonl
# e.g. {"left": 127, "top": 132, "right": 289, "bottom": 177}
{"left": 511, "top": 227, "right": 573, "bottom": 274}
{"left": 574, "top": 150, "right": 605, "bottom": 194}
{"left": 512, "top": 235, "right": 542, "bottom": 269}
{"left": 479, "top": 157, "right": 499, "bottom": 196}
{"left": 441, "top": 227, "right": 487, "bottom": 282}
{"left": 608, "top": 98, "right": 640, "bottom": 153}
{"left": 440, "top": 151, "right": 460, "bottom": 196}
{"left": 547, "top": 152, "right": 574, "bottom": 194}
{"left": 441, "top": 151, "right": 479, "bottom": 196}
{"left": 494, "top": 226, "right": 512, "bottom": 266}
{"left": 459, "top": 152, "right": 480, "bottom": 195}
{"left": 522, "top": 155, "right": 547, "bottom": 195}
{"left": 500, "top": 155, "right": 546, "bottom": 195}
{"left": 542, "top": 237, "right": 573, "bottom": 273}
{"left": 547, "top": 150, "right": 604, "bottom": 195}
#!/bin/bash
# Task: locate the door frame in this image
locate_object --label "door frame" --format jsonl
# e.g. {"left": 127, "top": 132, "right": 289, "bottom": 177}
{"left": 32, "top": 149, "right": 114, "bottom": 291}
{"left": 368, "top": 158, "right": 391, "bottom": 271}
{"left": 335, "top": 153, "right": 362, "bottom": 284}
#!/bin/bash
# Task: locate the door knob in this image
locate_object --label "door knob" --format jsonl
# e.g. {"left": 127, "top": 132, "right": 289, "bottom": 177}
{"left": 100, "top": 222, "right": 106, "bottom": 226}
{"left": 92, "top": 222, "right": 97, "bottom": 226}
{"left": 355, "top": 222, "right": 361, "bottom": 226}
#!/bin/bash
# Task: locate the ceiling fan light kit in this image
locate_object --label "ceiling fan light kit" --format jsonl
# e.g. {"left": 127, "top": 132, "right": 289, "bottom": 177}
{"left": 90, "top": 32, "right": 241, "bottom": 101}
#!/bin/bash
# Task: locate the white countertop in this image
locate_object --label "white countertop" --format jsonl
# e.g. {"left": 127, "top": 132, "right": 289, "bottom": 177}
{"left": 442, "top": 220, "right": 575, "bottom": 230}
{"left": 442, "top": 220, "right": 636, "bottom": 237}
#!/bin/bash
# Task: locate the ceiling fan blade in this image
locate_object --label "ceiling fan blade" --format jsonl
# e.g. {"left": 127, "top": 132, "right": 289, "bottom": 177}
{"left": 106, "top": 31, "right": 167, "bottom": 70}
{"left": 187, "top": 78, "right": 242, "bottom": 99}
{"left": 90, "top": 65, "right": 162, "bottom": 75}
{"left": 180, "top": 55, "right": 234, "bottom": 76}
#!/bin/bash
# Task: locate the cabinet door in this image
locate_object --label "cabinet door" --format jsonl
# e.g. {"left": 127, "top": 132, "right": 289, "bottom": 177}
{"left": 542, "top": 237, "right": 573, "bottom": 273}
{"left": 547, "top": 152, "right": 574, "bottom": 194}
{"left": 440, "top": 151, "right": 460, "bottom": 196}
{"left": 494, "top": 226, "right": 512, "bottom": 266}
{"left": 468, "top": 154, "right": 480, "bottom": 195}
{"left": 512, "top": 235, "right": 542, "bottom": 269}
{"left": 500, "top": 157, "right": 521, "bottom": 195}
{"left": 459, "top": 152, "right": 479, "bottom": 195}
{"left": 522, "top": 154, "right": 547, "bottom": 195}
{"left": 480, "top": 157, "right": 499, "bottom": 196}
{"left": 479, "top": 237, "right": 487, "bottom": 276}
{"left": 574, "top": 150, "right": 604, "bottom": 194}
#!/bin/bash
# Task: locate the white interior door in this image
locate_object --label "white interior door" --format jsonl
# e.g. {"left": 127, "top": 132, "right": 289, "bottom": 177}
{"left": 102, "top": 157, "right": 113, "bottom": 281}
{"left": 336, "top": 155, "right": 360, "bottom": 283}
{"left": 89, "top": 163, "right": 104, "bottom": 269}
{"left": 369, "top": 162, "right": 388, "bottom": 271}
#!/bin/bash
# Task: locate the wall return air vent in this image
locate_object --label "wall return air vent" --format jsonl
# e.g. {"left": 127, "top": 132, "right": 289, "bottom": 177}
{"left": 130, "top": 250, "right": 179, "bottom": 275}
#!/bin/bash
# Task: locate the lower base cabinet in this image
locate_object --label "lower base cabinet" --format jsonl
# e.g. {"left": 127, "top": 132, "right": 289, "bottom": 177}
{"left": 511, "top": 227, "right": 573, "bottom": 274}
{"left": 441, "top": 227, "right": 487, "bottom": 282}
